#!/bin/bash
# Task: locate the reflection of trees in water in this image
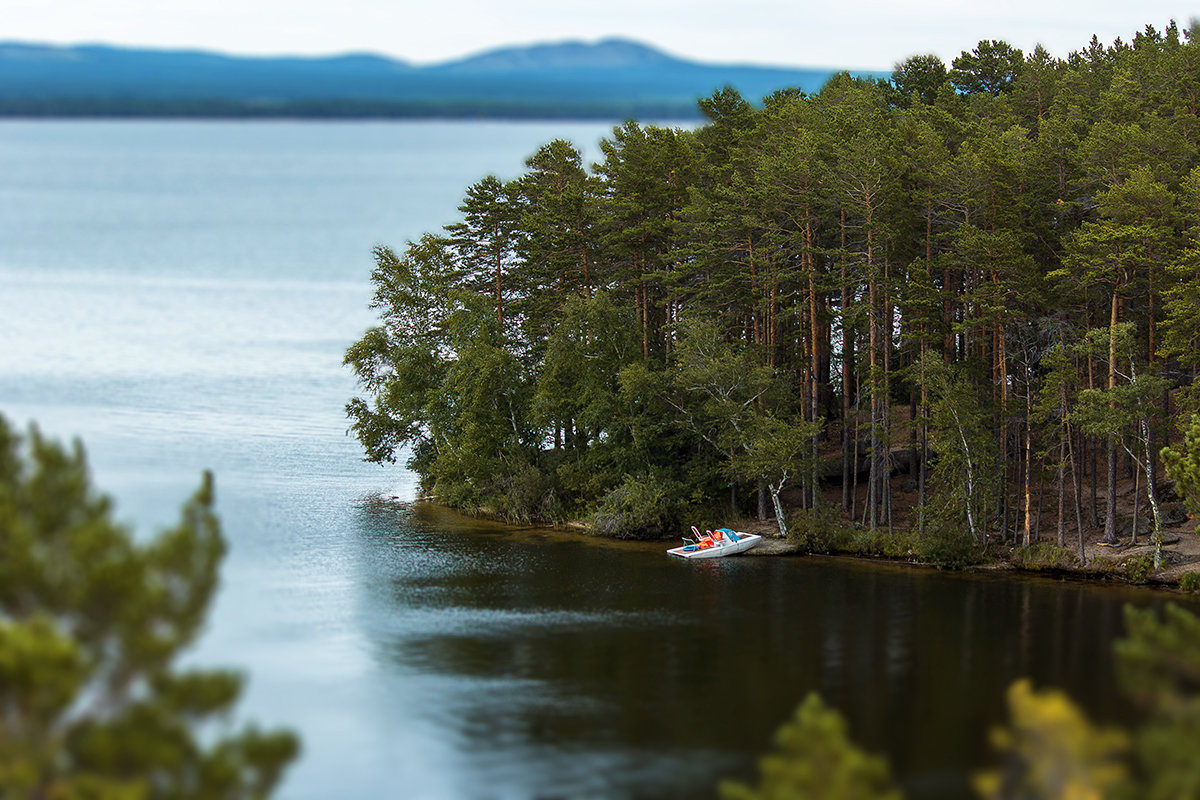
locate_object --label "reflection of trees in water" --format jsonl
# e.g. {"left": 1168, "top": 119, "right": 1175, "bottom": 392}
{"left": 346, "top": 507, "right": 1195, "bottom": 797}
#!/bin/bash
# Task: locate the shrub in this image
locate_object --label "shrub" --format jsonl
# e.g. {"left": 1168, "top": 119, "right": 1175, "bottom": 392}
{"left": 1179, "top": 571, "right": 1200, "bottom": 592}
{"left": 917, "top": 525, "right": 986, "bottom": 568}
{"left": 845, "top": 528, "right": 887, "bottom": 556}
{"left": 1010, "top": 542, "right": 1079, "bottom": 571}
{"left": 841, "top": 528, "right": 920, "bottom": 560}
{"left": 1123, "top": 553, "right": 1156, "bottom": 584}
{"left": 431, "top": 477, "right": 481, "bottom": 511}
{"left": 591, "top": 472, "right": 685, "bottom": 539}
{"left": 882, "top": 530, "right": 922, "bottom": 560}
{"left": 490, "top": 461, "right": 563, "bottom": 523}
{"left": 789, "top": 506, "right": 853, "bottom": 553}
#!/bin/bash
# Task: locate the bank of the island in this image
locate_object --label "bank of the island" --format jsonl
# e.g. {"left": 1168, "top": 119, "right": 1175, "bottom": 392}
{"left": 345, "top": 20, "right": 1200, "bottom": 598}
{"left": 407, "top": 467, "right": 1200, "bottom": 593}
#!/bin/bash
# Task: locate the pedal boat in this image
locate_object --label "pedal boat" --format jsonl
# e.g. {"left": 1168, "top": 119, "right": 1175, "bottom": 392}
{"left": 667, "top": 527, "right": 762, "bottom": 559}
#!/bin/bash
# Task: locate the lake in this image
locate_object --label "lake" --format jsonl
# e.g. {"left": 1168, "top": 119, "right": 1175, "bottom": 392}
{"left": 0, "top": 120, "right": 1191, "bottom": 799}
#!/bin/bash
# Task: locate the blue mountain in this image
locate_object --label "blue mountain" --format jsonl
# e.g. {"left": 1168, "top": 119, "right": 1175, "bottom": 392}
{"left": 0, "top": 38, "right": 882, "bottom": 119}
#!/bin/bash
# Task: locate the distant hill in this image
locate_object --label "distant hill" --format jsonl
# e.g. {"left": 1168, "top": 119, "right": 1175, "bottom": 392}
{"left": 0, "top": 39, "right": 884, "bottom": 119}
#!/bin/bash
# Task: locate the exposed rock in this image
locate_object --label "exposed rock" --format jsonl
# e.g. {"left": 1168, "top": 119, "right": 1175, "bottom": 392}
{"left": 1157, "top": 479, "right": 1181, "bottom": 503}
{"left": 1161, "top": 502, "right": 1191, "bottom": 526}
{"left": 890, "top": 449, "right": 920, "bottom": 476}
{"left": 1117, "top": 514, "right": 1152, "bottom": 539}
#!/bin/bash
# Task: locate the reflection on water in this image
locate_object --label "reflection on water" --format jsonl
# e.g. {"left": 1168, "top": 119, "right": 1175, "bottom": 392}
{"left": 350, "top": 500, "right": 1192, "bottom": 799}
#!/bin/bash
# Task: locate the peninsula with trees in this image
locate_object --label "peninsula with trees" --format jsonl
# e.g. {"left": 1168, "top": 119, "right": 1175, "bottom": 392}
{"left": 346, "top": 21, "right": 1200, "bottom": 581}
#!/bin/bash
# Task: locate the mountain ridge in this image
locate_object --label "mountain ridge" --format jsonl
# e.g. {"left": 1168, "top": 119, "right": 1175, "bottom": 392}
{"left": 432, "top": 38, "right": 683, "bottom": 72}
{"left": 0, "top": 38, "right": 883, "bottom": 119}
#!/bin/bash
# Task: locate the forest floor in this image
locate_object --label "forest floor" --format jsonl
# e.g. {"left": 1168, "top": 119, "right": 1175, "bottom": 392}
{"left": 734, "top": 459, "right": 1200, "bottom": 589}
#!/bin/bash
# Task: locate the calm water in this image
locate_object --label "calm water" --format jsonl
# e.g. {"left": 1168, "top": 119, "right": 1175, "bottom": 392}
{"left": 0, "top": 121, "right": 1193, "bottom": 799}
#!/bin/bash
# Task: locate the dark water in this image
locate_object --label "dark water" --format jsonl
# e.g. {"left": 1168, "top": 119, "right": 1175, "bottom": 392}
{"left": 355, "top": 502, "right": 1185, "bottom": 798}
{"left": 1, "top": 121, "right": 1193, "bottom": 798}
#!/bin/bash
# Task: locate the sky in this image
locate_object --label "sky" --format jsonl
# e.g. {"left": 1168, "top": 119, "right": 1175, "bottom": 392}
{"left": 3, "top": 0, "right": 1198, "bottom": 71}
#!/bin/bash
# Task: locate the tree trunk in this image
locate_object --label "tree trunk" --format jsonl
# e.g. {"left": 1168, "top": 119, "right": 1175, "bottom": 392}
{"left": 1101, "top": 290, "right": 1119, "bottom": 545}
{"left": 770, "top": 480, "right": 789, "bottom": 539}
{"left": 1131, "top": 466, "right": 1141, "bottom": 546}
{"left": 1057, "top": 421, "right": 1067, "bottom": 548}
{"left": 1022, "top": 371, "right": 1034, "bottom": 546}
{"left": 841, "top": 309, "right": 853, "bottom": 511}
{"left": 808, "top": 222, "right": 821, "bottom": 513}
{"left": 1068, "top": 423, "right": 1086, "bottom": 564}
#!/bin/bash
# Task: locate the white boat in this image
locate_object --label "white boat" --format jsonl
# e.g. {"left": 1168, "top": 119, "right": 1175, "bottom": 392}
{"left": 667, "top": 527, "right": 763, "bottom": 559}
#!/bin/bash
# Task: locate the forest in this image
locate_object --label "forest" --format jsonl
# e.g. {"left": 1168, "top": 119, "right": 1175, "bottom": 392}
{"left": 346, "top": 20, "right": 1200, "bottom": 566}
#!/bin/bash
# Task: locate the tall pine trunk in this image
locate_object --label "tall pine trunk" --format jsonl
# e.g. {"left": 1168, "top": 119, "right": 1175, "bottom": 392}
{"left": 1102, "top": 290, "right": 1119, "bottom": 545}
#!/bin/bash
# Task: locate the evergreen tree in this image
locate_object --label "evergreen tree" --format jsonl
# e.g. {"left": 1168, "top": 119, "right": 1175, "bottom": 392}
{"left": 719, "top": 693, "right": 902, "bottom": 800}
{"left": 515, "top": 139, "right": 598, "bottom": 336}
{"left": 973, "top": 680, "right": 1128, "bottom": 799}
{"left": 0, "top": 418, "right": 298, "bottom": 798}
{"left": 891, "top": 54, "right": 949, "bottom": 106}
{"left": 950, "top": 40, "right": 1025, "bottom": 96}
{"left": 1161, "top": 414, "right": 1200, "bottom": 528}
{"left": 1115, "top": 603, "right": 1200, "bottom": 799}
{"left": 344, "top": 18, "right": 1200, "bottom": 546}
{"left": 444, "top": 174, "right": 521, "bottom": 331}
{"left": 594, "top": 121, "right": 697, "bottom": 361}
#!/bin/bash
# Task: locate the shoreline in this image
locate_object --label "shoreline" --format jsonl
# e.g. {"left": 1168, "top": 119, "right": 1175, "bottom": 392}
{"left": 732, "top": 515, "right": 1200, "bottom": 591}
{"left": 410, "top": 496, "right": 1200, "bottom": 593}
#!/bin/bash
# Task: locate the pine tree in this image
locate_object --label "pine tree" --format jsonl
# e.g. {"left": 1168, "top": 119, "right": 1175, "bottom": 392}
{"left": 973, "top": 680, "right": 1128, "bottom": 799}
{"left": 1115, "top": 603, "right": 1200, "bottom": 799}
{"left": 0, "top": 418, "right": 298, "bottom": 798}
{"left": 719, "top": 693, "right": 902, "bottom": 800}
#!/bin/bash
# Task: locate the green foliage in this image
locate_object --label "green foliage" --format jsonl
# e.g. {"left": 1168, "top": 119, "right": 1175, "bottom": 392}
{"left": 346, "top": 20, "right": 1200, "bottom": 550}
{"left": 1009, "top": 542, "right": 1079, "bottom": 571}
{"left": 1162, "top": 414, "right": 1200, "bottom": 524}
{"left": 533, "top": 292, "right": 638, "bottom": 455}
{"left": 834, "top": 525, "right": 982, "bottom": 569}
{"left": 1162, "top": 167, "right": 1200, "bottom": 368}
{"left": 786, "top": 510, "right": 988, "bottom": 567}
{"left": 516, "top": 139, "right": 598, "bottom": 327}
{"left": 844, "top": 529, "right": 920, "bottom": 561}
{"left": 1178, "top": 571, "right": 1200, "bottom": 592}
{"left": 1115, "top": 603, "right": 1200, "bottom": 711}
{"left": 719, "top": 693, "right": 903, "bottom": 800}
{"left": 921, "top": 355, "right": 1001, "bottom": 543}
{"left": 728, "top": 604, "right": 1200, "bottom": 800}
{"left": 1115, "top": 603, "right": 1200, "bottom": 799}
{"left": 1122, "top": 552, "right": 1156, "bottom": 583}
{"left": 974, "top": 679, "right": 1129, "bottom": 799}
{"left": 489, "top": 458, "right": 563, "bottom": 523}
{"left": 444, "top": 174, "right": 520, "bottom": 323}
{"left": 914, "top": 524, "right": 986, "bottom": 569}
{"left": 591, "top": 472, "right": 686, "bottom": 540}
{"left": 891, "top": 54, "right": 948, "bottom": 106}
{"left": 0, "top": 417, "right": 297, "bottom": 798}
{"left": 733, "top": 413, "right": 820, "bottom": 539}
{"left": 950, "top": 40, "right": 1024, "bottom": 95}
{"left": 788, "top": 507, "right": 852, "bottom": 554}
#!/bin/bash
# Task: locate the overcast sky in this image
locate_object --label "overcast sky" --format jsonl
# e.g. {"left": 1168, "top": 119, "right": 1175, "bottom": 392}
{"left": 4, "top": 0, "right": 1198, "bottom": 70}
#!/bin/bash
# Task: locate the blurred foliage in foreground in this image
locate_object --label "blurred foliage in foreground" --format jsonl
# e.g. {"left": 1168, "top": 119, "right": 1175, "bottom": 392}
{"left": 0, "top": 416, "right": 298, "bottom": 799}
{"left": 725, "top": 602, "right": 1200, "bottom": 799}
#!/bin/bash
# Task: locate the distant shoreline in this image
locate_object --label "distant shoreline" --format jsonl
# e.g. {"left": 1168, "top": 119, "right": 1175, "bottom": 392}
{"left": 0, "top": 39, "right": 863, "bottom": 125}
{"left": 0, "top": 102, "right": 705, "bottom": 122}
